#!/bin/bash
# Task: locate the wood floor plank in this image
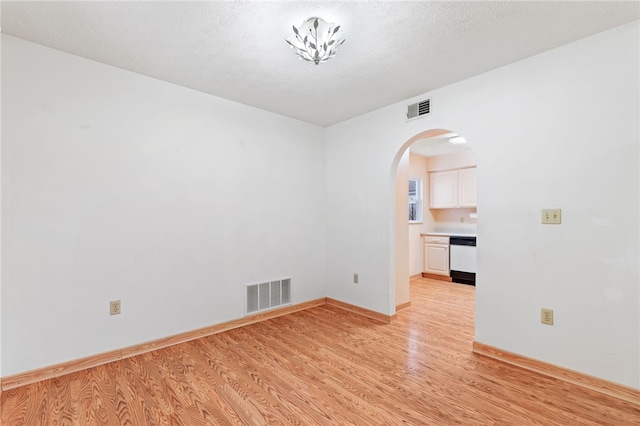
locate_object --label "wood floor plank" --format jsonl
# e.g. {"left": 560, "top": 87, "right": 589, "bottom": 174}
{"left": 2, "top": 277, "right": 638, "bottom": 425}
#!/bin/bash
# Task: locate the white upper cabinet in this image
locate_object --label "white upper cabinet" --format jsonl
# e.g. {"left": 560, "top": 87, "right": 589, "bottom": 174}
{"left": 429, "top": 170, "right": 458, "bottom": 208}
{"left": 458, "top": 167, "right": 477, "bottom": 207}
{"left": 429, "top": 167, "right": 476, "bottom": 209}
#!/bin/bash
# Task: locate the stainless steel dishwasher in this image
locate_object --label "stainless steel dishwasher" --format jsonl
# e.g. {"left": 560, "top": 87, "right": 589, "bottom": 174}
{"left": 449, "top": 236, "right": 476, "bottom": 285}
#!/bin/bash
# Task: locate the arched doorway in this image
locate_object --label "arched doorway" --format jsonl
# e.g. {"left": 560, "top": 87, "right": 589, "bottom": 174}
{"left": 391, "top": 129, "right": 477, "bottom": 310}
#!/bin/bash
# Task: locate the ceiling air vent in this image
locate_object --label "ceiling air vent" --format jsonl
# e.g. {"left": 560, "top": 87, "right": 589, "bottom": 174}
{"left": 407, "top": 99, "right": 431, "bottom": 120}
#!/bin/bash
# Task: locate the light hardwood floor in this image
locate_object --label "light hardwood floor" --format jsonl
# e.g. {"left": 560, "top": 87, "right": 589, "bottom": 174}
{"left": 2, "top": 277, "right": 638, "bottom": 425}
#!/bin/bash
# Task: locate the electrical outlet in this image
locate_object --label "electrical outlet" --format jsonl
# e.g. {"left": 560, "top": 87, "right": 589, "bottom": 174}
{"left": 541, "top": 209, "right": 561, "bottom": 224}
{"left": 353, "top": 273, "right": 359, "bottom": 284}
{"left": 541, "top": 308, "right": 553, "bottom": 325}
{"left": 110, "top": 300, "right": 121, "bottom": 316}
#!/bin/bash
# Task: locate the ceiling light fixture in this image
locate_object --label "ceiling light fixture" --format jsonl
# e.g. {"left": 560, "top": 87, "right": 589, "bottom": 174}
{"left": 286, "top": 17, "right": 345, "bottom": 65}
{"left": 449, "top": 136, "right": 467, "bottom": 145}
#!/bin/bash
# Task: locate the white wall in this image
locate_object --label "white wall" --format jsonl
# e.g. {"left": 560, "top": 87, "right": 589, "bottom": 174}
{"left": 1, "top": 35, "right": 327, "bottom": 376}
{"left": 395, "top": 150, "right": 409, "bottom": 305}
{"left": 0, "top": 33, "right": 3, "bottom": 378}
{"left": 431, "top": 208, "right": 477, "bottom": 234}
{"left": 427, "top": 150, "right": 476, "bottom": 172}
{"left": 2, "top": 22, "right": 638, "bottom": 390}
{"left": 326, "top": 21, "right": 639, "bottom": 388}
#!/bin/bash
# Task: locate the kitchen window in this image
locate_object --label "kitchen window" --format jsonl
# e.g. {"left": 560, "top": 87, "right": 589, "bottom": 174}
{"left": 409, "top": 177, "right": 423, "bottom": 223}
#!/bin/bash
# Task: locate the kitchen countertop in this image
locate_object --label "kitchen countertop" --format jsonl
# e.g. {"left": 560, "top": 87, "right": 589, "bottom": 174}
{"left": 421, "top": 232, "right": 477, "bottom": 237}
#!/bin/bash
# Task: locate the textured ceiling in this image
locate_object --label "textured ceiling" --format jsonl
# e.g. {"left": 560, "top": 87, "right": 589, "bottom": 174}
{"left": 1, "top": 1, "right": 638, "bottom": 127}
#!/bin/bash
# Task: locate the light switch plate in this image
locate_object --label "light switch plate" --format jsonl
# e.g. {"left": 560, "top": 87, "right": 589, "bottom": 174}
{"left": 541, "top": 209, "right": 561, "bottom": 224}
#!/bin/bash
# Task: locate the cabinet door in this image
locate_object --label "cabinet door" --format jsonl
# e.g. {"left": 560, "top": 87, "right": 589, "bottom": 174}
{"left": 424, "top": 244, "right": 450, "bottom": 276}
{"left": 429, "top": 170, "right": 457, "bottom": 208}
{"left": 458, "top": 167, "right": 477, "bottom": 207}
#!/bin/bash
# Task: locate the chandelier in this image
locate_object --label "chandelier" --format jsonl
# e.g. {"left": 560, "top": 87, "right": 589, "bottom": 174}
{"left": 286, "top": 17, "right": 345, "bottom": 65}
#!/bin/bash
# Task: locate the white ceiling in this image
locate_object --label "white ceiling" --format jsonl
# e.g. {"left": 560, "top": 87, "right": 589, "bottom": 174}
{"left": 1, "top": 1, "right": 638, "bottom": 127}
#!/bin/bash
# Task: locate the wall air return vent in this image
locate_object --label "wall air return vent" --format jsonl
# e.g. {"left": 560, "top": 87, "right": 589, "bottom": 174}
{"left": 406, "top": 98, "right": 431, "bottom": 120}
{"left": 246, "top": 278, "right": 291, "bottom": 315}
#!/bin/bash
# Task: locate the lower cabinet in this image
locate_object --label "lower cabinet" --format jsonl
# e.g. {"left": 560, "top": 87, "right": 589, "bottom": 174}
{"left": 423, "top": 235, "right": 450, "bottom": 276}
